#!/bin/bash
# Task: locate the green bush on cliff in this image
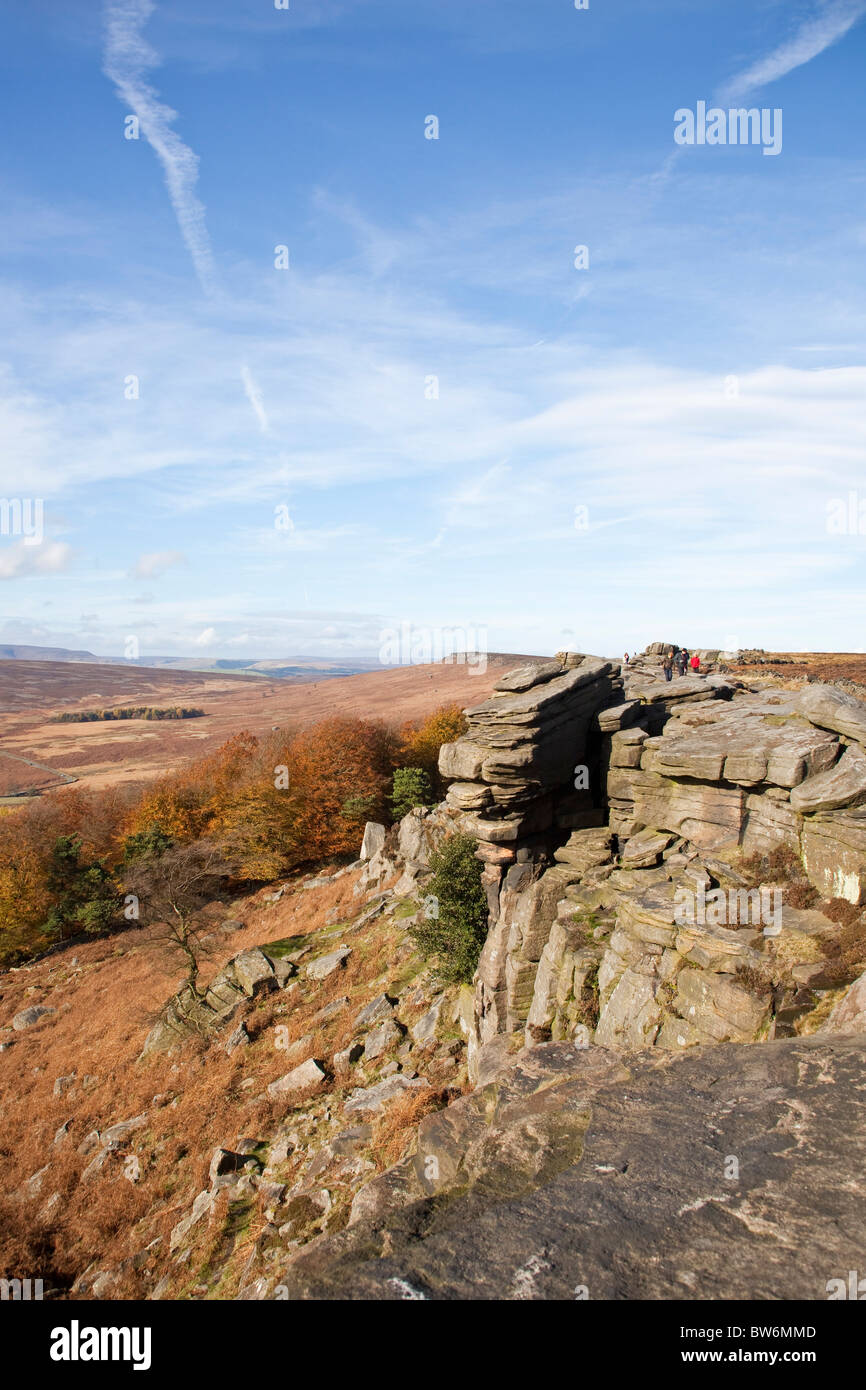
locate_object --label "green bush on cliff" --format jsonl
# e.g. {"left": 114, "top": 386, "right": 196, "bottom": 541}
{"left": 409, "top": 832, "right": 488, "bottom": 984}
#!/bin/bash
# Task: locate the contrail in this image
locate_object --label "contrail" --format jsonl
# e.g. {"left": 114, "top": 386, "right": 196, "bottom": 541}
{"left": 720, "top": 0, "right": 866, "bottom": 102}
{"left": 240, "top": 365, "right": 270, "bottom": 434}
{"left": 103, "top": 0, "right": 217, "bottom": 294}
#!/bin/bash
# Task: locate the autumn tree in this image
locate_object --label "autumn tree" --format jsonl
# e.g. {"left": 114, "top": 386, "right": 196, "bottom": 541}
{"left": 123, "top": 732, "right": 259, "bottom": 844}
{"left": 123, "top": 838, "right": 236, "bottom": 998}
{"left": 397, "top": 704, "right": 468, "bottom": 797}
{"left": 274, "top": 717, "right": 394, "bottom": 865}
{"left": 0, "top": 790, "right": 128, "bottom": 964}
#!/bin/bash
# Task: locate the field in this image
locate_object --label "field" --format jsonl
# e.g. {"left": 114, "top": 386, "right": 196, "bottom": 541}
{"left": 0, "top": 654, "right": 534, "bottom": 797}
{"left": 731, "top": 652, "right": 866, "bottom": 687}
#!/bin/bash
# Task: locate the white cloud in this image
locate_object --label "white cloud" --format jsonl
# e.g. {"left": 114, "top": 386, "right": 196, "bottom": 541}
{"left": 0, "top": 541, "right": 72, "bottom": 581}
{"left": 133, "top": 549, "right": 187, "bottom": 579}
{"left": 103, "top": 0, "right": 217, "bottom": 294}
{"left": 720, "top": 0, "right": 866, "bottom": 102}
{"left": 193, "top": 626, "right": 217, "bottom": 646}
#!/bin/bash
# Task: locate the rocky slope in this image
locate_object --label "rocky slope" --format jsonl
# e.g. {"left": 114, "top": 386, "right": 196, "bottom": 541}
{"left": 4, "top": 645, "right": 866, "bottom": 1301}
{"left": 273, "top": 1033, "right": 866, "bottom": 1300}
{"left": 247, "top": 646, "right": 866, "bottom": 1299}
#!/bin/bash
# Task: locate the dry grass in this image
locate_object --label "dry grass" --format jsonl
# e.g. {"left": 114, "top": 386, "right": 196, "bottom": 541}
{"left": 0, "top": 865, "right": 430, "bottom": 1297}
{"left": 739, "top": 845, "right": 806, "bottom": 887}
{"left": 368, "top": 1085, "right": 444, "bottom": 1173}
{"left": 734, "top": 963, "right": 777, "bottom": 997}
{"left": 738, "top": 846, "right": 819, "bottom": 908}
{"left": 815, "top": 912, "right": 866, "bottom": 988}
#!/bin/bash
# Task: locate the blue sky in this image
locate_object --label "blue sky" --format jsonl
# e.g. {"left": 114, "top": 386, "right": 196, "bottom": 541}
{"left": 1, "top": 0, "right": 865, "bottom": 661}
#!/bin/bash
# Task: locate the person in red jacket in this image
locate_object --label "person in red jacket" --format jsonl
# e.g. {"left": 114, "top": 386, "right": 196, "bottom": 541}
{"left": 690, "top": 653, "right": 701, "bottom": 671}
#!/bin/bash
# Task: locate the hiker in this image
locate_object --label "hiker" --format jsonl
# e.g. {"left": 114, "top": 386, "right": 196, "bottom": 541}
{"left": 663, "top": 649, "right": 674, "bottom": 681}
{"left": 674, "top": 648, "right": 687, "bottom": 677}
{"left": 690, "top": 653, "right": 701, "bottom": 672}
{"left": 623, "top": 652, "right": 629, "bottom": 666}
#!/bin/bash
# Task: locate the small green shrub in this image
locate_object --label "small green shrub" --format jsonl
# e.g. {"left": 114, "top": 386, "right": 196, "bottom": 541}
{"left": 339, "top": 793, "right": 379, "bottom": 824}
{"left": 390, "top": 767, "right": 433, "bottom": 821}
{"left": 41, "top": 835, "right": 120, "bottom": 940}
{"left": 409, "top": 832, "right": 488, "bottom": 984}
{"left": 121, "top": 825, "right": 174, "bottom": 862}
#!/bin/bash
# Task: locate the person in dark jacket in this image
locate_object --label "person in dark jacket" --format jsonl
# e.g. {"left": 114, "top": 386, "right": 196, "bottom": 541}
{"left": 663, "top": 649, "right": 674, "bottom": 681}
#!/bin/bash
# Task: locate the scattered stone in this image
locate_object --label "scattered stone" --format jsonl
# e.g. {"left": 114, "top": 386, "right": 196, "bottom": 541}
{"left": 77, "top": 1130, "right": 102, "bottom": 1157}
{"left": 343, "top": 1074, "right": 429, "bottom": 1115}
{"left": 310, "top": 996, "right": 350, "bottom": 1026}
{"left": 233, "top": 948, "right": 278, "bottom": 997}
{"left": 170, "top": 1190, "right": 214, "bottom": 1252}
{"left": 12, "top": 1005, "right": 55, "bottom": 1031}
{"left": 267, "top": 1059, "right": 327, "bottom": 1098}
{"left": 363, "top": 1018, "right": 403, "bottom": 1060}
{"left": 305, "top": 948, "right": 351, "bottom": 981}
{"left": 353, "top": 993, "right": 394, "bottom": 1031}
{"left": 269, "top": 956, "right": 296, "bottom": 988}
{"left": 226, "top": 1022, "right": 251, "bottom": 1056}
{"left": 209, "top": 1148, "right": 247, "bottom": 1184}
{"left": 101, "top": 1114, "right": 147, "bottom": 1149}
{"left": 334, "top": 1043, "right": 364, "bottom": 1075}
{"left": 411, "top": 999, "right": 443, "bottom": 1046}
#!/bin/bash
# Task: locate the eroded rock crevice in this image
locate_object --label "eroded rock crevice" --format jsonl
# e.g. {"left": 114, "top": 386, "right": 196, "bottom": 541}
{"left": 430, "top": 647, "right": 866, "bottom": 1073}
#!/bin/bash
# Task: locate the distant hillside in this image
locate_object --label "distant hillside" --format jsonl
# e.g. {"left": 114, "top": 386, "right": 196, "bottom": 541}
{"left": 0, "top": 653, "right": 540, "bottom": 796}
{"left": 0, "top": 644, "right": 111, "bottom": 663}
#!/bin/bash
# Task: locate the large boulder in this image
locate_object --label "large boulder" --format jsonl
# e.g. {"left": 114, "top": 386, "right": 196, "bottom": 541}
{"left": 798, "top": 683, "right": 866, "bottom": 745}
{"left": 802, "top": 808, "right": 866, "bottom": 904}
{"left": 822, "top": 971, "right": 866, "bottom": 1034}
{"left": 790, "top": 743, "right": 866, "bottom": 813}
{"left": 360, "top": 822, "right": 386, "bottom": 861}
{"left": 272, "top": 1035, "right": 866, "bottom": 1301}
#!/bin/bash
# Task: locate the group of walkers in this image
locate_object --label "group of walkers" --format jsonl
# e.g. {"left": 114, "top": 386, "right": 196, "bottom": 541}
{"left": 662, "top": 646, "right": 700, "bottom": 681}
{"left": 621, "top": 648, "right": 702, "bottom": 680}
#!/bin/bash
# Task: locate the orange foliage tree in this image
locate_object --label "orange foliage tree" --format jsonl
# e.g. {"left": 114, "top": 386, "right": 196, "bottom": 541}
{"left": 212, "top": 718, "right": 397, "bottom": 879}
{"left": 0, "top": 789, "right": 128, "bottom": 965}
{"left": 122, "top": 732, "right": 259, "bottom": 845}
{"left": 396, "top": 704, "right": 468, "bottom": 796}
